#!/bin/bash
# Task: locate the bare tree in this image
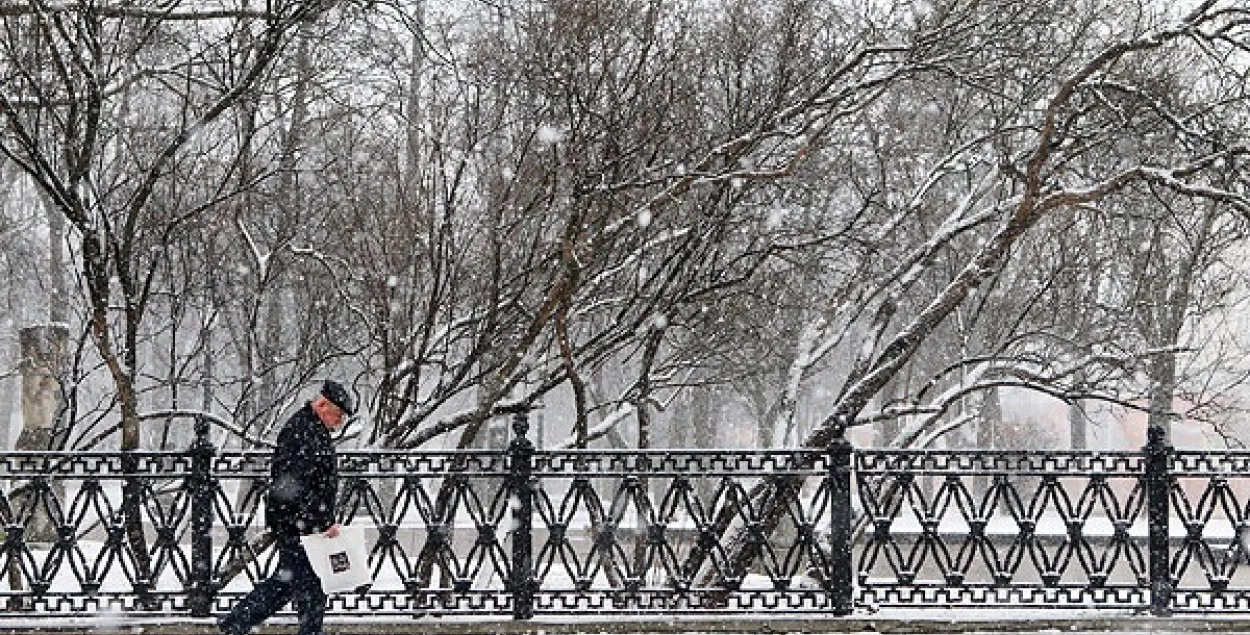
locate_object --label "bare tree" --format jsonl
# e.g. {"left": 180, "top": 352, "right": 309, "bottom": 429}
{"left": 0, "top": 0, "right": 334, "bottom": 599}
{"left": 680, "top": 0, "right": 1250, "bottom": 585}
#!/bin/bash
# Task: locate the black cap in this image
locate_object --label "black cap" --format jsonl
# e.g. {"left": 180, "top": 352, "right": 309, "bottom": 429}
{"left": 320, "top": 380, "right": 355, "bottom": 415}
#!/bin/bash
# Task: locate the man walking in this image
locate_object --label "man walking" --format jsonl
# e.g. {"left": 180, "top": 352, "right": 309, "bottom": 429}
{"left": 219, "top": 380, "right": 355, "bottom": 635}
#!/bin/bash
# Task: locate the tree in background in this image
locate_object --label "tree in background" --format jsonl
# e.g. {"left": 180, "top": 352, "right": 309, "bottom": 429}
{"left": 0, "top": 0, "right": 333, "bottom": 599}
{"left": 0, "top": 0, "right": 1248, "bottom": 461}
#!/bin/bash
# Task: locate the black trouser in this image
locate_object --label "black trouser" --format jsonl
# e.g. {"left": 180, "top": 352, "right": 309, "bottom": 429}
{"left": 220, "top": 536, "right": 327, "bottom": 635}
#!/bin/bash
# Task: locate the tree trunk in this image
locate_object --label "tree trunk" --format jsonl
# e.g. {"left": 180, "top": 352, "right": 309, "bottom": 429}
{"left": 45, "top": 200, "right": 66, "bottom": 325}
{"left": 691, "top": 386, "right": 717, "bottom": 503}
{"left": 975, "top": 386, "right": 1001, "bottom": 498}
{"left": 1069, "top": 370, "right": 1087, "bottom": 450}
{"left": 874, "top": 378, "right": 906, "bottom": 447}
{"left": 1145, "top": 352, "right": 1176, "bottom": 443}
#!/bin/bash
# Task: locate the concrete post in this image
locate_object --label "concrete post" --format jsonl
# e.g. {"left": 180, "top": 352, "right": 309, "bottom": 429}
{"left": 13, "top": 324, "right": 69, "bottom": 544}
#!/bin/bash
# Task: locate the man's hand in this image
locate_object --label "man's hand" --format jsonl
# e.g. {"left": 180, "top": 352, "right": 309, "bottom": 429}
{"left": 323, "top": 523, "right": 341, "bottom": 538}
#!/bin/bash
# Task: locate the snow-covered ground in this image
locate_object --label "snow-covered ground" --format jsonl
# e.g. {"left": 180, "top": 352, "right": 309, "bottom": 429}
{"left": 1, "top": 609, "right": 1248, "bottom": 635}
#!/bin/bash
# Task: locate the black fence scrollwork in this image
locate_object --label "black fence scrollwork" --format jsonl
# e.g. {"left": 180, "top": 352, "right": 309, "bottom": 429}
{"left": 0, "top": 413, "right": 1245, "bottom": 618}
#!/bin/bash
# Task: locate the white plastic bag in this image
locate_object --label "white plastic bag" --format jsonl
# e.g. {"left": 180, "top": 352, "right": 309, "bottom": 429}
{"left": 300, "top": 525, "right": 372, "bottom": 593}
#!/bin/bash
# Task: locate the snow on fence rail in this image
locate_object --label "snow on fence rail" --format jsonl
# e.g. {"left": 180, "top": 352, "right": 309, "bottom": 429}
{"left": 1, "top": 414, "right": 1249, "bottom": 618}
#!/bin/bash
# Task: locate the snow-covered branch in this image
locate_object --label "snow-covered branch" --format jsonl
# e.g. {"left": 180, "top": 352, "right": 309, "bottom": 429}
{"left": 0, "top": 3, "right": 293, "bottom": 20}
{"left": 548, "top": 403, "right": 636, "bottom": 450}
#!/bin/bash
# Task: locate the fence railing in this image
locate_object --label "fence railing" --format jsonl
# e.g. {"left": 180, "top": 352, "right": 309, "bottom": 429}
{"left": 1, "top": 411, "right": 1248, "bottom": 617}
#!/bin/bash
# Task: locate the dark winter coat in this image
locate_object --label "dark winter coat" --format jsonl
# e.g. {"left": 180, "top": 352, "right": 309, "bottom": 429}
{"left": 265, "top": 404, "right": 338, "bottom": 537}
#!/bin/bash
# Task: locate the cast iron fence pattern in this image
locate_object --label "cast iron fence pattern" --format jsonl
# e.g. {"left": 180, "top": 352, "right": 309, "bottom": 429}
{"left": 0, "top": 414, "right": 1247, "bottom": 617}
{"left": 856, "top": 448, "right": 1152, "bottom": 609}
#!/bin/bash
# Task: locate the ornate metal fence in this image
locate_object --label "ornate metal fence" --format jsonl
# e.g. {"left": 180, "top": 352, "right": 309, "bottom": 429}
{"left": 1, "top": 413, "right": 1248, "bottom": 618}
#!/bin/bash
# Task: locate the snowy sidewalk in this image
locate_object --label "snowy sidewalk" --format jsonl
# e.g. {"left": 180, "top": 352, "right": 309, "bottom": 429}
{"left": 5, "top": 611, "right": 1250, "bottom": 635}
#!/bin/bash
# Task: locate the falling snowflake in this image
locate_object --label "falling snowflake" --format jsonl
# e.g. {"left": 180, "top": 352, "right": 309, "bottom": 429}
{"left": 537, "top": 125, "right": 564, "bottom": 144}
{"left": 637, "top": 209, "right": 653, "bottom": 228}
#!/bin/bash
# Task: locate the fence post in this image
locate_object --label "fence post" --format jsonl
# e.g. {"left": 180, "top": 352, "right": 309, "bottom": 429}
{"left": 1144, "top": 424, "right": 1172, "bottom": 617}
{"left": 828, "top": 425, "right": 853, "bottom": 616}
{"left": 509, "top": 410, "right": 535, "bottom": 620}
{"left": 188, "top": 415, "right": 216, "bottom": 618}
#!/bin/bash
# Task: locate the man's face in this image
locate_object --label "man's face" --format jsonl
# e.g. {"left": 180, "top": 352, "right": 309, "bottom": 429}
{"left": 314, "top": 396, "right": 348, "bottom": 431}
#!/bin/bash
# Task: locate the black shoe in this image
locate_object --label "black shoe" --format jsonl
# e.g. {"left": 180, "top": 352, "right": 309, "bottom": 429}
{"left": 217, "top": 616, "right": 244, "bottom": 635}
